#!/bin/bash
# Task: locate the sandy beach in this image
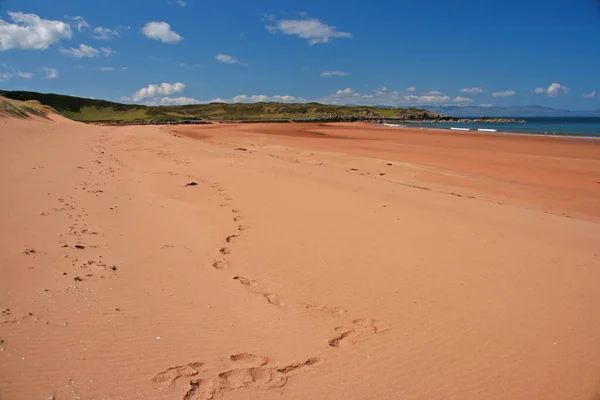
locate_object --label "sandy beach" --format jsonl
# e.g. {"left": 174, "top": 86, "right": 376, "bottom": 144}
{"left": 1, "top": 115, "right": 599, "bottom": 400}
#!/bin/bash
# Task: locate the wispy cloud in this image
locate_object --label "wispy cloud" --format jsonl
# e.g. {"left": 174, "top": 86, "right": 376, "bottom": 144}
{"left": 320, "top": 71, "right": 349, "bottom": 78}
{"left": 266, "top": 16, "right": 352, "bottom": 45}
{"left": 336, "top": 88, "right": 356, "bottom": 95}
{"left": 492, "top": 90, "right": 516, "bottom": 97}
{"left": 217, "top": 94, "right": 307, "bottom": 103}
{"left": 0, "top": 11, "right": 72, "bottom": 50}
{"left": 178, "top": 62, "right": 202, "bottom": 69}
{"left": 99, "top": 66, "right": 128, "bottom": 72}
{"left": 101, "top": 47, "right": 115, "bottom": 57}
{"left": 68, "top": 16, "right": 90, "bottom": 32}
{"left": 93, "top": 26, "right": 119, "bottom": 40}
{"left": 43, "top": 67, "right": 58, "bottom": 79}
{"left": 405, "top": 94, "right": 450, "bottom": 104}
{"left": 141, "top": 21, "right": 182, "bottom": 44}
{"left": 453, "top": 96, "right": 473, "bottom": 103}
{"left": 60, "top": 44, "right": 113, "bottom": 58}
{"left": 405, "top": 87, "right": 417, "bottom": 93}
{"left": 215, "top": 54, "right": 245, "bottom": 65}
{"left": 0, "top": 69, "right": 34, "bottom": 80}
{"left": 460, "top": 87, "right": 483, "bottom": 94}
{"left": 583, "top": 90, "right": 596, "bottom": 98}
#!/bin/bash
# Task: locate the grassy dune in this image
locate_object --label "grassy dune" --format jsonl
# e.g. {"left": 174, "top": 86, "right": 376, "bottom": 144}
{"left": 0, "top": 96, "right": 53, "bottom": 119}
{"left": 1, "top": 90, "right": 438, "bottom": 123}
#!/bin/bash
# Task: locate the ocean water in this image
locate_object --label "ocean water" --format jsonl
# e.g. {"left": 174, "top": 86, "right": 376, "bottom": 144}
{"left": 413, "top": 117, "right": 600, "bottom": 137}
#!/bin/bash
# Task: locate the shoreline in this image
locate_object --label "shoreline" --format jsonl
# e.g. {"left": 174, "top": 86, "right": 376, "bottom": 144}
{"left": 377, "top": 123, "right": 600, "bottom": 140}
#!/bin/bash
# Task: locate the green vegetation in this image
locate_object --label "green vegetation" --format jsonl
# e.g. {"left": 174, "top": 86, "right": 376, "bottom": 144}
{"left": 0, "top": 90, "right": 441, "bottom": 124}
{"left": 0, "top": 96, "right": 53, "bottom": 119}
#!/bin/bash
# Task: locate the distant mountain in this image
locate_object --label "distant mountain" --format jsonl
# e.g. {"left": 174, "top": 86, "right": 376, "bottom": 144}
{"left": 422, "top": 105, "right": 600, "bottom": 117}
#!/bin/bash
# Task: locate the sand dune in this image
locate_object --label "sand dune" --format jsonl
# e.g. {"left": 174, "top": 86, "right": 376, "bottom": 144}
{"left": 1, "top": 116, "right": 599, "bottom": 399}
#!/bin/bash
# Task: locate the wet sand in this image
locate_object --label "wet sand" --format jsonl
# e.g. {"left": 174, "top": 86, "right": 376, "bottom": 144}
{"left": 1, "top": 117, "right": 599, "bottom": 399}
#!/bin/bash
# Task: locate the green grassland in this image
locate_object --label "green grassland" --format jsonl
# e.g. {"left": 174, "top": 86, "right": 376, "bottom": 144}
{"left": 0, "top": 90, "right": 441, "bottom": 124}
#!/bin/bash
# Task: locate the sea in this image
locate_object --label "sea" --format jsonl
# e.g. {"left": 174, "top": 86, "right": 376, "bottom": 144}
{"left": 411, "top": 117, "right": 600, "bottom": 138}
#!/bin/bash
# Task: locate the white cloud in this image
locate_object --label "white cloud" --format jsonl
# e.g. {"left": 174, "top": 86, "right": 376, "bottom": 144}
{"left": 405, "top": 87, "right": 417, "bottom": 92}
{"left": 60, "top": 44, "right": 112, "bottom": 58}
{"left": 404, "top": 94, "right": 450, "bottom": 104}
{"left": 0, "top": 11, "right": 72, "bottom": 51}
{"left": 460, "top": 87, "right": 483, "bottom": 94}
{"left": 69, "top": 16, "right": 90, "bottom": 32}
{"left": 453, "top": 96, "right": 473, "bottom": 103}
{"left": 318, "top": 87, "right": 450, "bottom": 106}
{"left": 266, "top": 17, "right": 352, "bottom": 45}
{"left": 492, "top": 90, "right": 516, "bottom": 97}
{"left": 0, "top": 72, "right": 12, "bottom": 81}
{"left": 177, "top": 0, "right": 187, "bottom": 5}
{"left": 127, "top": 82, "right": 186, "bottom": 102}
{"left": 583, "top": 90, "right": 596, "bottom": 98}
{"left": 546, "top": 82, "right": 570, "bottom": 97}
{"left": 141, "top": 21, "right": 182, "bottom": 44}
{"left": 93, "top": 26, "right": 119, "bottom": 40}
{"left": 479, "top": 104, "right": 493, "bottom": 107}
{"left": 215, "top": 54, "right": 245, "bottom": 65}
{"left": 227, "top": 94, "right": 307, "bottom": 103}
{"left": 534, "top": 83, "right": 570, "bottom": 97}
{"left": 143, "top": 96, "right": 201, "bottom": 106}
{"left": 335, "top": 88, "right": 355, "bottom": 95}
{"left": 43, "top": 67, "right": 58, "bottom": 79}
{"left": 320, "top": 71, "right": 349, "bottom": 78}
{"left": 16, "top": 71, "right": 33, "bottom": 78}
{"left": 423, "top": 90, "right": 442, "bottom": 95}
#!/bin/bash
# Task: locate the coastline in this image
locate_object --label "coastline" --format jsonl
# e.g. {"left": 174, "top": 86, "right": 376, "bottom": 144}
{"left": 387, "top": 123, "right": 600, "bottom": 140}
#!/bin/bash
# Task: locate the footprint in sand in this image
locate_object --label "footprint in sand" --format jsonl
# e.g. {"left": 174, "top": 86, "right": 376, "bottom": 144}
{"left": 225, "top": 235, "right": 238, "bottom": 243}
{"left": 153, "top": 353, "right": 321, "bottom": 400}
{"left": 212, "top": 260, "right": 228, "bottom": 270}
{"left": 219, "top": 247, "right": 231, "bottom": 255}
{"left": 300, "top": 303, "right": 348, "bottom": 316}
{"left": 233, "top": 276, "right": 258, "bottom": 289}
{"left": 264, "top": 293, "right": 285, "bottom": 306}
{"left": 328, "top": 318, "right": 389, "bottom": 348}
{"left": 233, "top": 276, "right": 284, "bottom": 307}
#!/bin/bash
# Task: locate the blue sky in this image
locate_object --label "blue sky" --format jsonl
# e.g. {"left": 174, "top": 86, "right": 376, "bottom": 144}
{"left": 1, "top": 0, "right": 599, "bottom": 109}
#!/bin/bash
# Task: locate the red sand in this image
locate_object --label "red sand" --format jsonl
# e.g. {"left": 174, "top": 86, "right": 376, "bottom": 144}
{"left": 1, "top": 117, "right": 599, "bottom": 399}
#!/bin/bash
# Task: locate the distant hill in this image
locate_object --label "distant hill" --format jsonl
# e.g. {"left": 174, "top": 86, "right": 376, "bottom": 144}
{"left": 0, "top": 90, "right": 441, "bottom": 124}
{"left": 423, "top": 105, "right": 600, "bottom": 117}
